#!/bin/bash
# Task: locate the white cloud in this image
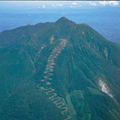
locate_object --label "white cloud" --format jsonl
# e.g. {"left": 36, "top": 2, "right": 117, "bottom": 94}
{"left": 70, "top": 5, "right": 76, "bottom": 8}
{"left": 57, "top": 4, "right": 63, "bottom": 7}
{"left": 72, "top": 2, "right": 78, "bottom": 6}
{"left": 42, "top": 5, "right": 45, "bottom": 8}
{"left": 78, "top": 4, "right": 83, "bottom": 8}
{"left": 109, "top": 1, "right": 119, "bottom": 6}
{"left": 99, "top": 1, "right": 119, "bottom": 6}
{"left": 89, "top": 2, "right": 97, "bottom": 6}
{"left": 52, "top": 4, "right": 56, "bottom": 8}
{"left": 99, "top": 1, "right": 107, "bottom": 6}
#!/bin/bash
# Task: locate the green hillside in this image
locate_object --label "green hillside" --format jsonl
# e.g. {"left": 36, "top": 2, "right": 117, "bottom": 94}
{"left": 0, "top": 17, "right": 120, "bottom": 120}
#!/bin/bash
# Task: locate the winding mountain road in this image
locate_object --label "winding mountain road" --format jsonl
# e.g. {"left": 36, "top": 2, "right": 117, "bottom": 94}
{"left": 37, "top": 39, "right": 71, "bottom": 120}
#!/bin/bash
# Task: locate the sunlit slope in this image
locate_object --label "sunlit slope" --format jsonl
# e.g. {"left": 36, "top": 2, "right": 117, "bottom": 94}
{"left": 0, "top": 17, "right": 120, "bottom": 120}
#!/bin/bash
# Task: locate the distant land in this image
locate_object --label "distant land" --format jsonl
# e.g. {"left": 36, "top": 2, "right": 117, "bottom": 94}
{"left": 0, "top": 7, "right": 120, "bottom": 44}
{"left": 0, "top": 17, "right": 120, "bottom": 120}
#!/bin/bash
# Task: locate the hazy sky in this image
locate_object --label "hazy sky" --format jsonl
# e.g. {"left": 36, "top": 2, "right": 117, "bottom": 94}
{"left": 0, "top": 1, "right": 120, "bottom": 10}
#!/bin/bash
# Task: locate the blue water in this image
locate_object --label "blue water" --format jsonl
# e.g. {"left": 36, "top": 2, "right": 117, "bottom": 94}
{"left": 0, "top": 7, "right": 120, "bottom": 43}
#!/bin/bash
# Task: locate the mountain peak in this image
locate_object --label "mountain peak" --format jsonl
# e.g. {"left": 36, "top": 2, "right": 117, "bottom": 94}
{"left": 56, "top": 17, "right": 69, "bottom": 22}
{"left": 55, "top": 17, "right": 76, "bottom": 26}
{"left": 0, "top": 16, "right": 120, "bottom": 120}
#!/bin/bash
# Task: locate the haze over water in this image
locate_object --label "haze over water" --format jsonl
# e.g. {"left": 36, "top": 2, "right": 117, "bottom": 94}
{"left": 0, "top": 1, "right": 120, "bottom": 43}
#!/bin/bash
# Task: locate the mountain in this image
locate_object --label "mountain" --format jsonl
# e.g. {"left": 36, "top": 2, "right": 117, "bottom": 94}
{"left": 0, "top": 17, "right": 120, "bottom": 120}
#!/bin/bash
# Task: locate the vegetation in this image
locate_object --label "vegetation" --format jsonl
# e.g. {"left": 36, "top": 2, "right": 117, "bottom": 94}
{"left": 0, "top": 17, "right": 120, "bottom": 120}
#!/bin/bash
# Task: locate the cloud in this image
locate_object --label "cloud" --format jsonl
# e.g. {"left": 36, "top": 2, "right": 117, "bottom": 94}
{"left": 52, "top": 4, "right": 56, "bottom": 8}
{"left": 99, "top": 1, "right": 107, "bottom": 6}
{"left": 88, "top": 2, "right": 97, "bottom": 6}
{"left": 42, "top": 5, "right": 45, "bottom": 8}
{"left": 57, "top": 4, "right": 63, "bottom": 7}
{"left": 99, "top": 1, "right": 119, "bottom": 6}
{"left": 70, "top": 5, "right": 76, "bottom": 8}
{"left": 71, "top": 2, "right": 78, "bottom": 8}
{"left": 108, "top": 1, "right": 119, "bottom": 6}
{"left": 72, "top": 2, "right": 78, "bottom": 6}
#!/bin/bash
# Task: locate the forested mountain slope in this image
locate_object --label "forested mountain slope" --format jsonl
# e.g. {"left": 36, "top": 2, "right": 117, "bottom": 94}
{"left": 0, "top": 17, "right": 120, "bottom": 120}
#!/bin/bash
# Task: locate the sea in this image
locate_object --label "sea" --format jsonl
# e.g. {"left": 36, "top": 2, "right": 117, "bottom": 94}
{"left": 0, "top": 7, "right": 120, "bottom": 44}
